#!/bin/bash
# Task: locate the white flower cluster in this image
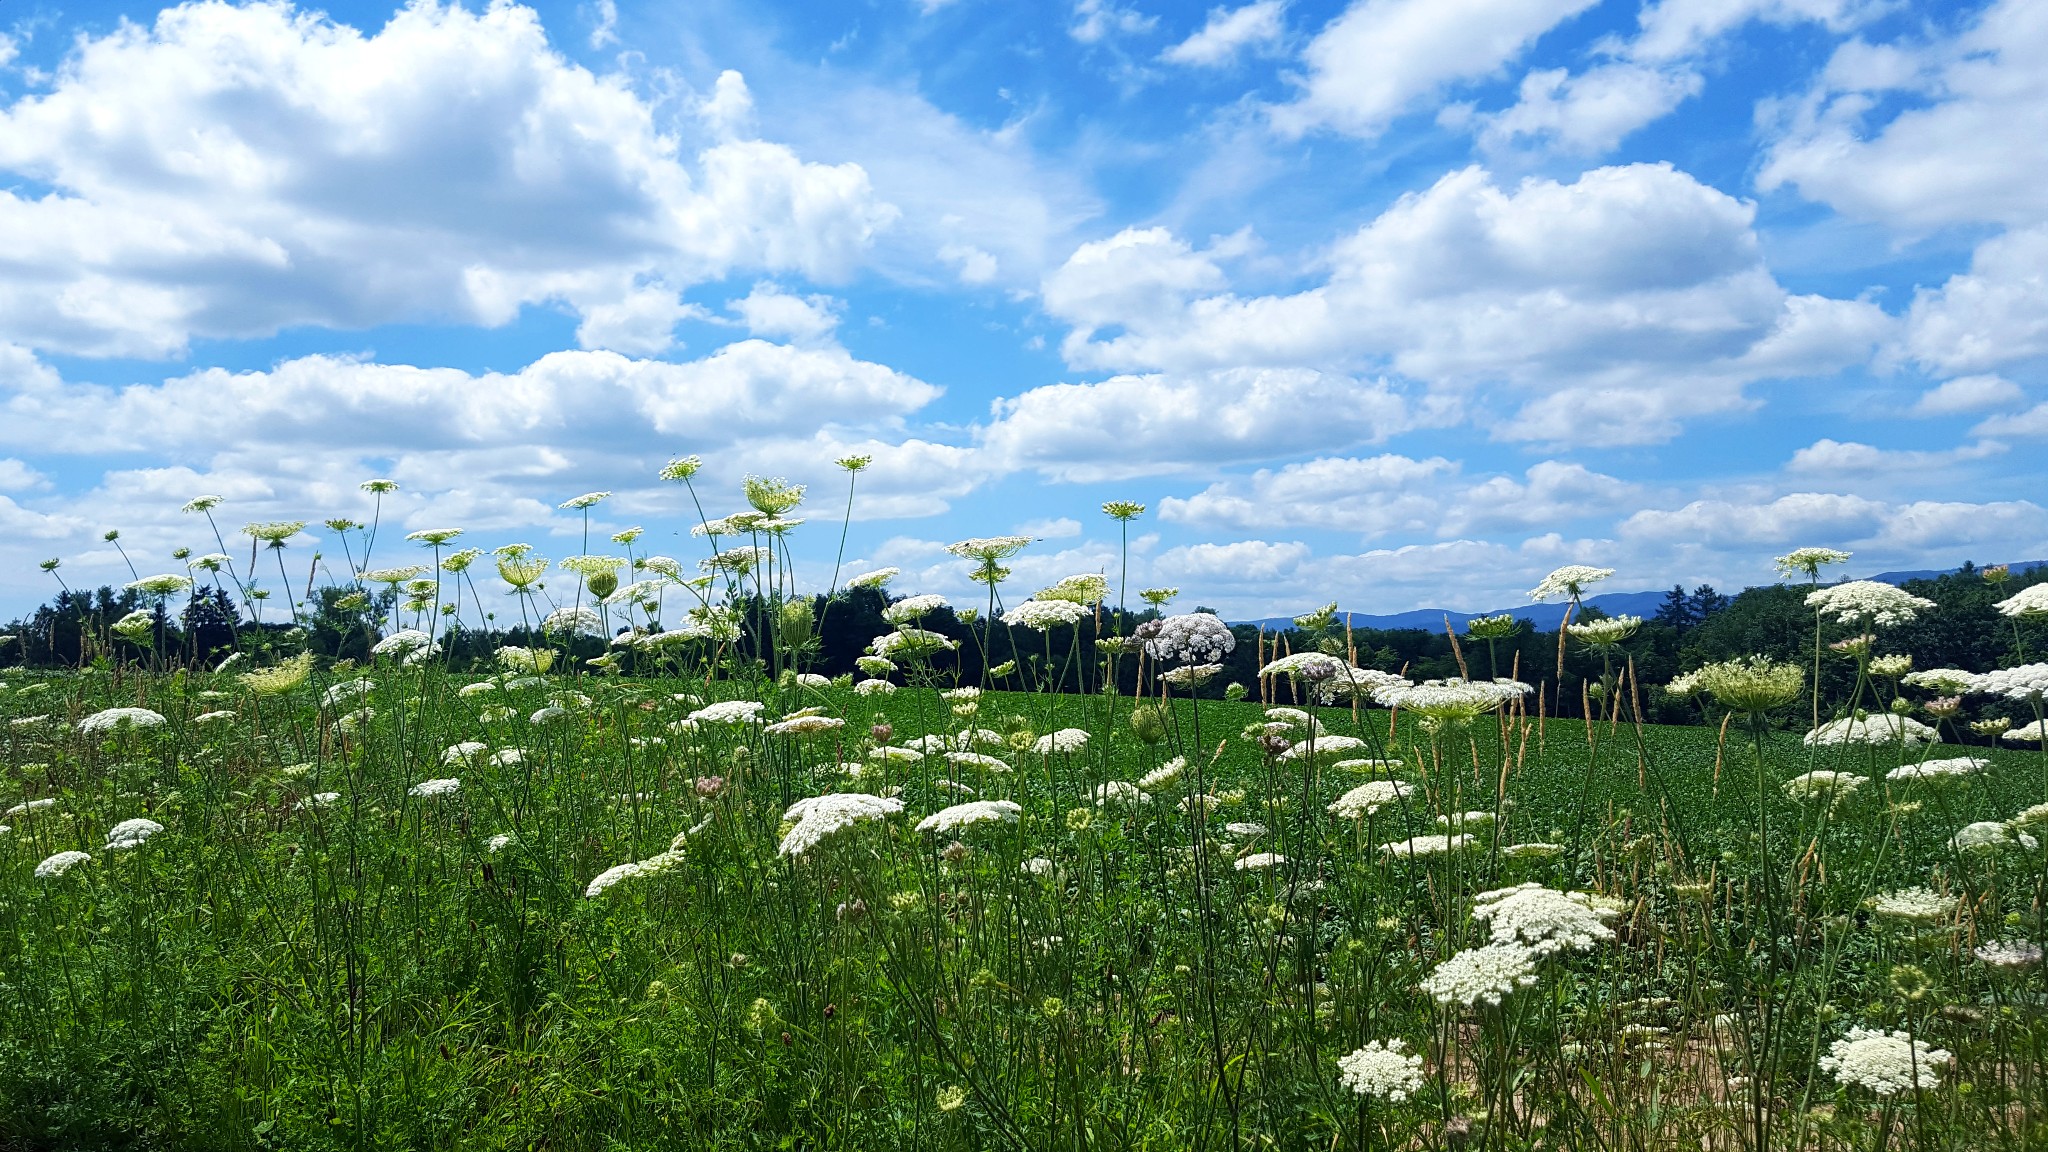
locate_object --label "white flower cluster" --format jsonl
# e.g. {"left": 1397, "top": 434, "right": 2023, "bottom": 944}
{"left": 1804, "top": 581, "right": 1935, "bottom": 628}
{"left": 1336, "top": 1040, "right": 1424, "bottom": 1101}
{"left": 1328, "top": 780, "right": 1410, "bottom": 819}
{"left": 409, "top": 778, "right": 461, "bottom": 799}
{"left": 779, "top": 792, "right": 904, "bottom": 858}
{"left": 1866, "top": 886, "right": 1957, "bottom": 923}
{"left": 2005, "top": 720, "right": 2048, "bottom": 743}
{"left": 1783, "top": 770, "right": 1866, "bottom": 802}
{"left": 855, "top": 679, "right": 898, "bottom": 697}
{"left": 845, "top": 567, "right": 898, "bottom": 589}
{"left": 870, "top": 628, "right": 958, "bottom": 658}
{"left": 1380, "top": 834, "right": 1474, "bottom": 858}
{"left": 1975, "top": 940, "right": 2044, "bottom": 969}
{"left": 765, "top": 714, "right": 845, "bottom": 737}
{"left": 104, "top": 818, "right": 164, "bottom": 851}
{"left": 1818, "top": 1028, "right": 1950, "bottom": 1095}
{"left": 542, "top": 606, "right": 604, "bottom": 638}
{"left": 1233, "top": 852, "right": 1286, "bottom": 871}
{"left": 1145, "top": 613, "right": 1237, "bottom": 663}
{"left": 1565, "top": 615, "right": 1640, "bottom": 647}
{"left": 36, "top": 849, "right": 92, "bottom": 879}
{"left": 1420, "top": 943, "right": 1539, "bottom": 1007}
{"left": 1951, "top": 821, "right": 2037, "bottom": 853}
{"left": 1139, "top": 758, "right": 1186, "bottom": 792}
{"left": 883, "top": 594, "right": 949, "bottom": 624}
{"left": 1803, "top": 714, "right": 1940, "bottom": 747}
{"left": 915, "top": 799, "right": 1022, "bottom": 834}
{"left": 1002, "top": 599, "right": 1089, "bottom": 631}
{"left": 1902, "top": 668, "right": 1976, "bottom": 694}
{"left": 1470, "top": 884, "right": 1619, "bottom": 957}
{"left": 690, "top": 700, "right": 765, "bottom": 725}
{"left": 1971, "top": 663, "right": 2048, "bottom": 703}
{"left": 1276, "top": 735, "right": 1366, "bottom": 763}
{"left": 77, "top": 707, "right": 167, "bottom": 736}
{"left": 1094, "top": 781, "right": 1148, "bottom": 807}
{"left": 371, "top": 629, "right": 441, "bottom": 663}
{"left": 442, "top": 741, "right": 488, "bottom": 765}
{"left": 585, "top": 850, "right": 684, "bottom": 898}
{"left": 1374, "top": 679, "right": 1529, "bottom": 720}
{"left": 1032, "top": 728, "right": 1090, "bottom": 754}
{"left": 1038, "top": 573, "right": 1110, "bottom": 605}
{"left": 1886, "top": 756, "right": 1986, "bottom": 783}
{"left": 1994, "top": 583, "right": 2048, "bottom": 617}
{"left": 1528, "top": 565, "right": 1614, "bottom": 601}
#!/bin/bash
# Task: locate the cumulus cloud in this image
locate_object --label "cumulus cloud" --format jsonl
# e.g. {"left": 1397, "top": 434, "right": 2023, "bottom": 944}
{"left": 1912, "top": 375, "right": 2025, "bottom": 417}
{"left": 1272, "top": 0, "right": 1597, "bottom": 138}
{"left": 1033, "top": 164, "right": 1883, "bottom": 450}
{"left": 0, "top": 1, "right": 896, "bottom": 357}
{"left": 1160, "top": 1, "right": 1286, "bottom": 67}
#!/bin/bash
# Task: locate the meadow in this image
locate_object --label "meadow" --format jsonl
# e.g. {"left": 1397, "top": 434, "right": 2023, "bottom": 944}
{"left": 3, "top": 475, "right": 2047, "bottom": 1151}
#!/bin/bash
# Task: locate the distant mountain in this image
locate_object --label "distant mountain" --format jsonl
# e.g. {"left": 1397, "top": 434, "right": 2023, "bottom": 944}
{"left": 1237, "top": 560, "right": 2048, "bottom": 632}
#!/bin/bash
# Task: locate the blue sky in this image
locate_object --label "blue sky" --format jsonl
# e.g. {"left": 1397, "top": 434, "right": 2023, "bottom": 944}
{"left": 0, "top": 0, "right": 2043, "bottom": 618}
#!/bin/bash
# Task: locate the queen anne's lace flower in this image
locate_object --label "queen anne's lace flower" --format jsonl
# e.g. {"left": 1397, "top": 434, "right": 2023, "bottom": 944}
{"left": 1866, "top": 886, "right": 1957, "bottom": 922}
{"left": 1773, "top": 547, "right": 1852, "bottom": 579}
{"left": 1233, "top": 852, "right": 1286, "bottom": 871}
{"left": 442, "top": 741, "right": 488, "bottom": 765}
{"left": 409, "top": 778, "right": 461, "bottom": 799}
{"left": 78, "top": 707, "right": 167, "bottom": 736}
{"left": 1975, "top": 940, "right": 2044, "bottom": 969}
{"left": 1471, "top": 884, "right": 1619, "bottom": 957}
{"left": 765, "top": 715, "right": 846, "bottom": 737}
{"left": 35, "top": 850, "right": 92, "bottom": 878}
{"left": 915, "top": 800, "right": 1022, "bottom": 835}
{"left": 1275, "top": 734, "right": 1365, "bottom": 763}
{"left": 1566, "top": 615, "right": 1640, "bottom": 647}
{"left": 103, "top": 818, "right": 164, "bottom": 851}
{"left": 1886, "top": 756, "right": 1986, "bottom": 783}
{"left": 1380, "top": 834, "right": 1474, "bottom": 858}
{"left": 779, "top": 792, "right": 904, "bottom": 858}
{"left": 1336, "top": 1040, "right": 1425, "bottom": 1101}
{"left": 845, "top": 567, "right": 898, "bottom": 589}
{"left": 1819, "top": 1028, "right": 1950, "bottom": 1095}
{"left": 1951, "top": 821, "right": 2037, "bottom": 853}
{"left": 1529, "top": 565, "right": 1614, "bottom": 601}
{"left": 870, "top": 629, "right": 957, "bottom": 658}
{"left": 1784, "top": 770, "right": 1865, "bottom": 801}
{"left": 1970, "top": 664, "right": 2048, "bottom": 703}
{"left": 1003, "top": 599, "right": 1089, "bottom": 631}
{"left": 1421, "top": 943, "right": 1539, "bottom": 1006}
{"left": 1803, "top": 714, "right": 1940, "bottom": 747}
{"left": 883, "top": 594, "right": 949, "bottom": 624}
{"left": 1805, "top": 581, "right": 1935, "bottom": 627}
{"left": 1375, "top": 679, "right": 1529, "bottom": 722}
{"left": 542, "top": 606, "right": 603, "bottom": 637}
{"left": 1145, "top": 613, "right": 1238, "bottom": 663}
{"left": 1328, "top": 780, "right": 1411, "bottom": 819}
{"left": 1139, "top": 758, "right": 1185, "bottom": 792}
{"left": 1994, "top": 583, "right": 2048, "bottom": 617}
{"left": 855, "top": 678, "right": 898, "bottom": 697}
{"left": 1094, "top": 781, "right": 1148, "bottom": 807}
{"left": 690, "top": 700, "right": 765, "bottom": 725}
{"left": 1903, "top": 668, "right": 1977, "bottom": 693}
{"left": 947, "top": 751, "right": 1012, "bottom": 773}
{"left": 584, "top": 851, "right": 683, "bottom": 897}
{"left": 1032, "top": 728, "right": 1090, "bottom": 754}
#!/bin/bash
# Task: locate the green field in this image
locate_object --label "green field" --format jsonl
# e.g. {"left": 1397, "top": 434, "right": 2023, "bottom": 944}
{"left": 4, "top": 665, "right": 2046, "bottom": 1150}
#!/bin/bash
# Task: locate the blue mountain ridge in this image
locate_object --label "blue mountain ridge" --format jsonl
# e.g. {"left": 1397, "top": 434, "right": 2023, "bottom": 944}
{"left": 1237, "top": 560, "right": 2048, "bottom": 632}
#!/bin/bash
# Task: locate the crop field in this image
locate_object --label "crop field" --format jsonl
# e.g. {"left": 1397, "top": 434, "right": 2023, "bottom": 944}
{"left": 5, "top": 657, "right": 2046, "bottom": 1151}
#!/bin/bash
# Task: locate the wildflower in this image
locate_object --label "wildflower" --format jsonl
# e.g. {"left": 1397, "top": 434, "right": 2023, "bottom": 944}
{"left": 409, "top": 778, "right": 461, "bottom": 799}
{"left": 442, "top": 741, "right": 489, "bottom": 766}
{"left": 243, "top": 521, "right": 307, "bottom": 545}
{"left": 560, "top": 492, "right": 611, "bottom": 510}
{"left": 883, "top": 594, "right": 949, "bottom": 623}
{"left": 916, "top": 800, "right": 1023, "bottom": 835}
{"left": 946, "top": 535, "right": 1032, "bottom": 563}
{"left": 1819, "top": 1028, "right": 1950, "bottom": 1095}
{"left": 1501, "top": 842, "right": 1566, "bottom": 859}
{"left": 1234, "top": 851, "right": 1286, "bottom": 870}
{"left": 1869, "top": 653, "right": 1913, "bottom": 679}
{"left": 846, "top": 568, "right": 897, "bottom": 589}
{"left": 1806, "top": 581, "right": 1936, "bottom": 628}
{"left": 1774, "top": 547, "right": 1852, "bottom": 580}
{"left": 1436, "top": 810, "right": 1495, "bottom": 831}
{"left": 541, "top": 607, "right": 603, "bottom": 638}
{"left": 1333, "top": 757, "right": 1404, "bottom": 774}
{"left": 1465, "top": 613, "right": 1521, "bottom": 640}
{"left": 1336, "top": 1040, "right": 1425, "bottom": 1101}
{"left": 1374, "top": 679, "right": 1528, "bottom": 724}
{"left": 1994, "top": 583, "right": 2048, "bottom": 617}
{"left": 371, "top": 630, "right": 440, "bottom": 663}
{"left": 103, "top": 817, "right": 164, "bottom": 851}
{"left": 1903, "top": 668, "right": 1977, "bottom": 694}
{"left": 126, "top": 573, "right": 194, "bottom": 597}
{"left": 690, "top": 700, "right": 764, "bottom": 725}
{"left": 2004, "top": 720, "right": 2048, "bottom": 743}
{"left": 1032, "top": 728, "right": 1090, "bottom": 754}
{"left": 1529, "top": 565, "right": 1614, "bottom": 601}
{"left": 936, "top": 1084, "right": 968, "bottom": 1114}
{"left": 1975, "top": 940, "right": 2044, "bottom": 969}
{"left": 1021, "top": 856, "right": 1055, "bottom": 876}
{"left": 1566, "top": 615, "right": 1640, "bottom": 648}
{"left": 1037, "top": 573, "right": 1111, "bottom": 605}
{"left": 36, "top": 850, "right": 92, "bottom": 878}
{"left": 855, "top": 679, "right": 898, "bottom": 697}
{"left": 1866, "top": 886, "right": 1957, "bottom": 923}
{"left": 1784, "top": 771, "right": 1865, "bottom": 802}
{"left": 658, "top": 456, "right": 702, "bottom": 482}
{"left": 1329, "top": 780, "right": 1411, "bottom": 819}
{"left": 77, "top": 707, "right": 167, "bottom": 736}
{"left": 2011, "top": 802, "right": 2048, "bottom": 828}
{"left": 240, "top": 653, "right": 314, "bottom": 697}
{"left": 947, "top": 751, "right": 1012, "bottom": 774}
{"left": 1952, "top": 821, "right": 2036, "bottom": 853}
{"left": 1886, "top": 756, "right": 1986, "bottom": 783}
{"left": 1277, "top": 734, "right": 1366, "bottom": 763}
{"left": 362, "top": 565, "right": 429, "bottom": 585}
{"left": 742, "top": 475, "right": 805, "bottom": 516}
{"left": 295, "top": 792, "right": 340, "bottom": 810}
{"left": 585, "top": 852, "right": 681, "bottom": 898}
{"left": 1803, "top": 714, "right": 1940, "bottom": 747}
{"left": 1140, "top": 758, "right": 1186, "bottom": 792}
{"left": 1095, "top": 781, "right": 1148, "bottom": 807}
{"left": 870, "top": 628, "right": 957, "bottom": 659}
{"left": 779, "top": 793, "right": 904, "bottom": 858}
{"left": 1693, "top": 656, "right": 1805, "bottom": 713}
{"left": 765, "top": 714, "right": 845, "bottom": 737}
{"left": 486, "top": 833, "right": 516, "bottom": 854}
{"left": 182, "top": 494, "right": 225, "bottom": 513}
{"left": 193, "top": 710, "right": 236, "bottom": 725}
{"left": 1970, "top": 664, "right": 2048, "bottom": 704}
{"left": 1142, "top": 612, "right": 1238, "bottom": 663}
{"left": 1470, "top": 884, "right": 1618, "bottom": 957}
{"left": 3, "top": 799, "right": 56, "bottom": 817}
{"left": 1420, "top": 943, "right": 1539, "bottom": 1007}
{"left": 1380, "top": 834, "right": 1474, "bottom": 859}
{"left": 1003, "top": 599, "right": 1088, "bottom": 630}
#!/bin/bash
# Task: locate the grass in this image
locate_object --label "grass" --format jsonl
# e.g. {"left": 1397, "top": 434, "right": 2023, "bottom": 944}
{"left": 3, "top": 662, "right": 2046, "bottom": 1151}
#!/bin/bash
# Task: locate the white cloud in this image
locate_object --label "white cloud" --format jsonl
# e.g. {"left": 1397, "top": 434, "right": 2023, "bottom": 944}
{"left": 1784, "top": 438, "right": 2004, "bottom": 477}
{"left": 1761, "top": 0, "right": 2048, "bottom": 232}
{"left": 587, "top": 0, "right": 618, "bottom": 49}
{"left": 1071, "top": 0, "right": 1159, "bottom": 44}
{"left": 1913, "top": 375, "right": 2025, "bottom": 417}
{"left": 1014, "top": 516, "right": 1083, "bottom": 539}
{"left": 0, "top": 458, "right": 48, "bottom": 492}
{"left": 937, "top": 243, "right": 1000, "bottom": 285}
{"left": 1160, "top": 1, "right": 1286, "bottom": 67}
{"left": 1972, "top": 402, "right": 2048, "bottom": 440}
{"left": 728, "top": 283, "right": 842, "bottom": 344}
{"left": 1476, "top": 63, "right": 1700, "bottom": 154}
{"left": 1038, "top": 164, "right": 1877, "bottom": 448}
{"left": 0, "top": 2, "right": 896, "bottom": 357}
{"left": 1903, "top": 226, "right": 2048, "bottom": 376}
{"left": 1271, "top": 0, "right": 1598, "bottom": 139}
